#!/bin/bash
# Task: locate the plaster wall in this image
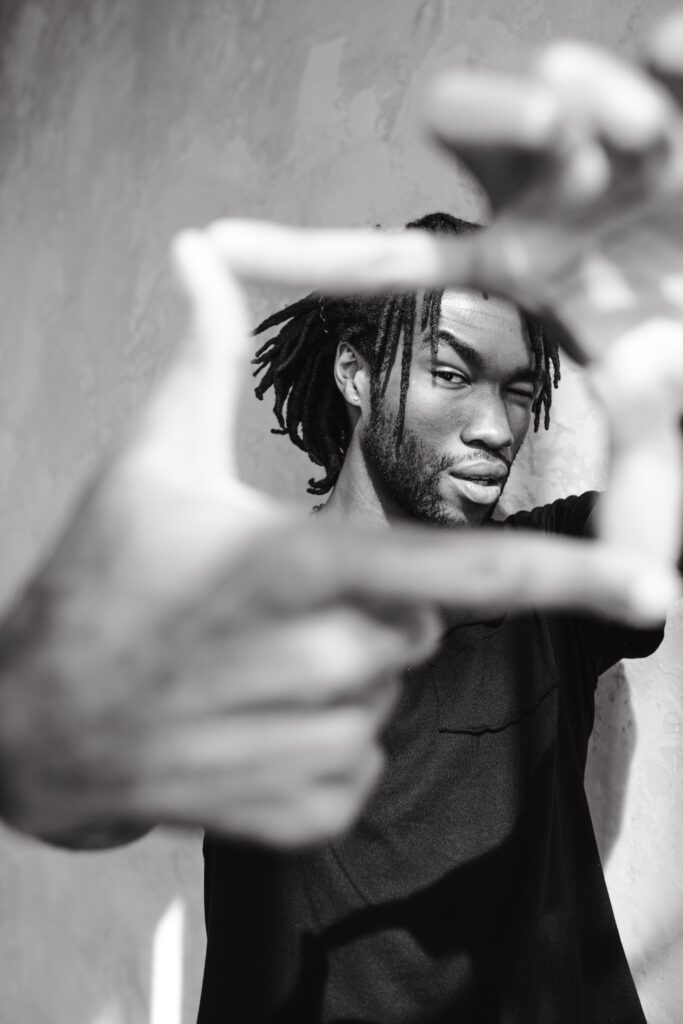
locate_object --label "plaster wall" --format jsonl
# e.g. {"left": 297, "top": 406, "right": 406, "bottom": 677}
{"left": 0, "top": 1, "right": 680, "bottom": 1022}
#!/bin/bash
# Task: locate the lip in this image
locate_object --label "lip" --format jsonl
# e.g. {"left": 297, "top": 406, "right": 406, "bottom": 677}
{"left": 450, "top": 460, "right": 509, "bottom": 482}
{"left": 446, "top": 463, "right": 508, "bottom": 506}
{"left": 446, "top": 475, "right": 503, "bottom": 505}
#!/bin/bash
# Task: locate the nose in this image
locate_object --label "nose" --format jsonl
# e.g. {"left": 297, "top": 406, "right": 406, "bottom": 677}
{"left": 460, "top": 390, "right": 514, "bottom": 454}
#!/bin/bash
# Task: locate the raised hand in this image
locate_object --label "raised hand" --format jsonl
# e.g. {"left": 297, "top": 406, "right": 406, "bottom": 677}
{"left": 424, "top": 14, "right": 683, "bottom": 565}
{"left": 423, "top": 13, "right": 683, "bottom": 565}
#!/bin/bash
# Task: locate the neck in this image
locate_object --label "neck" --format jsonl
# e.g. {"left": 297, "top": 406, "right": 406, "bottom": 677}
{"left": 319, "top": 434, "right": 497, "bottom": 632}
{"left": 318, "top": 433, "right": 410, "bottom": 527}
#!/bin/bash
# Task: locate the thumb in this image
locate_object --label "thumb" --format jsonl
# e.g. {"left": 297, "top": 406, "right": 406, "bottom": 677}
{"left": 207, "top": 218, "right": 483, "bottom": 294}
{"left": 130, "top": 229, "right": 251, "bottom": 482}
{"left": 424, "top": 72, "right": 564, "bottom": 210}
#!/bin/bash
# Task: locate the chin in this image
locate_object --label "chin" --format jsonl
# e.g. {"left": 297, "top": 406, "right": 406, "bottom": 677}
{"left": 446, "top": 501, "right": 499, "bottom": 529}
{"left": 432, "top": 491, "right": 498, "bottom": 529}
{"left": 464, "top": 504, "right": 498, "bottom": 527}
{"left": 395, "top": 482, "right": 498, "bottom": 528}
{"left": 409, "top": 503, "right": 474, "bottom": 529}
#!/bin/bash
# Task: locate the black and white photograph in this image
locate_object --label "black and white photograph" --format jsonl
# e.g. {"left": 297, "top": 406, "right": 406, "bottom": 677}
{"left": 0, "top": 1, "right": 682, "bottom": 1021}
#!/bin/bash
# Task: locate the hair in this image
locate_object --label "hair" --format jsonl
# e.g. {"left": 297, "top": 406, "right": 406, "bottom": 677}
{"left": 252, "top": 212, "right": 560, "bottom": 496}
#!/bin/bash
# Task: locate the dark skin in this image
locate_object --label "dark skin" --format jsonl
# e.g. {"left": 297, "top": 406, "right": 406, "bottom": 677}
{"left": 328, "top": 289, "right": 538, "bottom": 529}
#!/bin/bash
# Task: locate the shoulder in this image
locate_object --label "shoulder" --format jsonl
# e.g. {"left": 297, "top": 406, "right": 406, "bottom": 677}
{"left": 501, "top": 491, "right": 600, "bottom": 539}
{"left": 502, "top": 490, "right": 664, "bottom": 669}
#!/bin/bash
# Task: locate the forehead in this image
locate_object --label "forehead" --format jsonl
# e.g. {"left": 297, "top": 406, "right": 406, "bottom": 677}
{"left": 434, "top": 288, "right": 533, "bottom": 369}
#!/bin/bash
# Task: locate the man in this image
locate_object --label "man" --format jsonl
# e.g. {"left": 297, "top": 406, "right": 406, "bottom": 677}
{"left": 197, "top": 18, "right": 683, "bottom": 1024}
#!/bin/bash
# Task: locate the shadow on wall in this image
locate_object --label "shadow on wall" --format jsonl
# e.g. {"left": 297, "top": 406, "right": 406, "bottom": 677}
{"left": 585, "top": 663, "right": 637, "bottom": 866}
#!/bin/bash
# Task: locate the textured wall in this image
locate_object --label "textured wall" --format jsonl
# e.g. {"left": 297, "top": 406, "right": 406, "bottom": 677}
{"left": 0, "top": 1, "right": 681, "bottom": 1022}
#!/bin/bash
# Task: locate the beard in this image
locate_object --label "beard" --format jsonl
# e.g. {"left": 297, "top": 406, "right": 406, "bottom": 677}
{"left": 360, "top": 400, "right": 475, "bottom": 527}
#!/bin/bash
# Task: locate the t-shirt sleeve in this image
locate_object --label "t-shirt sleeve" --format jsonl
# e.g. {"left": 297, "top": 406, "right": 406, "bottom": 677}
{"left": 503, "top": 490, "right": 600, "bottom": 539}
{"left": 503, "top": 491, "right": 665, "bottom": 672}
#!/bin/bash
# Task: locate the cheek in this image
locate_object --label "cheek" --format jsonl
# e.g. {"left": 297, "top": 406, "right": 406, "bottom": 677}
{"left": 509, "top": 405, "right": 532, "bottom": 451}
{"left": 405, "top": 388, "right": 466, "bottom": 439}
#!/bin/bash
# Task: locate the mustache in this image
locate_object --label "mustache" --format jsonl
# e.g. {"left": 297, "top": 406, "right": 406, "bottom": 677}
{"left": 439, "top": 451, "right": 512, "bottom": 474}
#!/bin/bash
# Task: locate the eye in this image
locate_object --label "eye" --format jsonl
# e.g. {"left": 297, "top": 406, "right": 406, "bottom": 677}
{"left": 431, "top": 369, "right": 469, "bottom": 386}
{"left": 507, "top": 386, "right": 535, "bottom": 402}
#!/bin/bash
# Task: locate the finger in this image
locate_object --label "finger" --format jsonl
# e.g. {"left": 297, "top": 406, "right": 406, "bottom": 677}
{"left": 128, "top": 726, "right": 385, "bottom": 845}
{"left": 132, "top": 706, "right": 385, "bottom": 819}
{"left": 308, "top": 522, "right": 680, "bottom": 626}
{"left": 225, "top": 516, "right": 679, "bottom": 626}
{"left": 427, "top": 72, "right": 562, "bottom": 151}
{"left": 590, "top": 317, "right": 683, "bottom": 566}
{"left": 424, "top": 72, "right": 565, "bottom": 207}
{"left": 646, "top": 10, "right": 683, "bottom": 107}
{"left": 598, "top": 426, "right": 683, "bottom": 567}
{"left": 164, "top": 608, "right": 411, "bottom": 713}
{"left": 204, "top": 746, "right": 384, "bottom": 846}
{"left": 285, "top": 749, "right": 384, "bottom": 844}
{"left": 207, "top": 218, "right": 482, "bottom": 294}
{"left": 131, "top": 229, "right": 250, "bottom": 481}
{"left": 237, "top": 517, "right": 679, "bottom": 626}
{"left": 534, "top": 41, "right": 678, "bottom": 152}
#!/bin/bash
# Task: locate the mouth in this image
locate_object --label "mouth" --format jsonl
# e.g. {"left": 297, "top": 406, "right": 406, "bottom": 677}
{"left": 446, "top": 465, "right": 508, "bottom": 506}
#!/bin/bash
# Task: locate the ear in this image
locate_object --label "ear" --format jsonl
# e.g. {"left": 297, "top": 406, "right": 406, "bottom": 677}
{"left": 334, "top": 341, "right": 371, "bottom": 413}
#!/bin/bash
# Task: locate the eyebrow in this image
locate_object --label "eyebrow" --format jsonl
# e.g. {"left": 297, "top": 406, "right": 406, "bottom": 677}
{"left": 436, "top": 329, "right": 536, "bottom": 383}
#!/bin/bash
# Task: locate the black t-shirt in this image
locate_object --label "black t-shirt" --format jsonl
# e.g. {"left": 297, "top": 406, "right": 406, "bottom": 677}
{"left": 197, "top": 493, "right": 664, "bottom": 1024}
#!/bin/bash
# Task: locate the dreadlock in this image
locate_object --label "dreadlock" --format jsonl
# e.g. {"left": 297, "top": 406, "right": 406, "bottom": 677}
{"left": 252, "top": 212, "right": 560, "bottom": 496}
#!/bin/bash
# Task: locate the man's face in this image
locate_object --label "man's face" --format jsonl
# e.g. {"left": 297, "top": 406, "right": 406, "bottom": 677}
{"left": 360, "top": 289, "right": 536, "bottom": 527}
